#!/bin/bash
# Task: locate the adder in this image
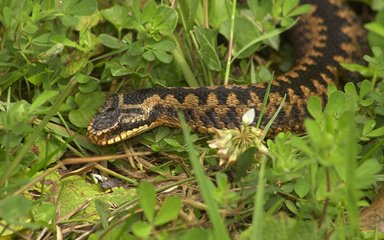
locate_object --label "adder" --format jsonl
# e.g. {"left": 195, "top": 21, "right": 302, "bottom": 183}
{"left": 87, "top": 0, "right": 367, "bottom": 145}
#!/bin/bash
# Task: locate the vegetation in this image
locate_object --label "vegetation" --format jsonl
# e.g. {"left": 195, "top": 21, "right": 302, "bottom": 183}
{"left": 0, "top": 0, "right": 383, "bottom": 239}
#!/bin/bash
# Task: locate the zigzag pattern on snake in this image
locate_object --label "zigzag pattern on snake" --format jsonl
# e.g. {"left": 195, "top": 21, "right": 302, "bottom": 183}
{"left": 87, "top": 0, "right": 367, "bottom": 145}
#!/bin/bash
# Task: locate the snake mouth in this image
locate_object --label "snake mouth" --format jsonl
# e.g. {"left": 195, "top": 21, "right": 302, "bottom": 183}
{"left": 87, "top": 122, "right": 159, "bottom": 145}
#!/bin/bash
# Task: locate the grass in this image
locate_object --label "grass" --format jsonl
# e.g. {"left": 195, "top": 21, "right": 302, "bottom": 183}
{"left": 0, "top": 0, "right": 384, "bottom": 239}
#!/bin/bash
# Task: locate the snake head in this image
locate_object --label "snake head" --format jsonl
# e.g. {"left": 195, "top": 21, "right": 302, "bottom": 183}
{"left": 87, "top": 94, "right": 160, "bottom": 145}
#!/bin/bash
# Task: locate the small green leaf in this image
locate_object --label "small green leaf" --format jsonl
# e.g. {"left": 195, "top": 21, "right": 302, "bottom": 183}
{"left": 154, "top": 195, "right": 181, "bottom": 226}
{"left": 163, "top": 138, "right": 182, "bottom": 147}
{"left": 150, "top": 40, "right": 176, "bottom": 51}
{"left": 153, "top": 50, "right": 172, "bottom": 63}
{"left": 284, "top": 200, "right": 299, "bottom": 215}
{"left": 99, "top": 34, "right": 124, "bottom": 49}
{"left": 307, "top": 96, "right": 323, "bottom": 120}
{"left": 129, "top": 42, "right": 145, "bottom": 56}
{"left": 257, "top": 66, "right": 272, "bottom": 82}
{"left": 75, "top": 73, "right": 90, "bottom": 84}
{"left": 109, "top": 64, "right": 134, "bottom": 77}
{"left": 365, "top": 22, "right": 384, "bottom": 38}
{"left": 26, "top": 72, "right": 47, "bottom": 85}
{"left": 141, "top": 0, "right": 157, "bottom": 23}
{"left": 78, "top": 79, "right": 99, "bottom": 93}
{"left": 365, "top": 126, "right": 384, "bottom": 137}
{"left": 51, "top": 34, "right": 81, "bottom": 50}
{"left": 138, "top": 181, "right": 156, "bottom": 222}
{"left": 24, "top": 22, "right": 39, "bottom": 34}
{"left": 359, "top": 80, "right": 373, "bottom": 98}
{"left": 143, "top": 51, "right": 155, "bottom": 61}
{"left": 286, "top": 4, "right": 312, "bottom": 17}
{"left": 282, "top": 0, "right": 299, "bottom": 16}
{"left": 131, "top": 221, "right": 152, "bottom": 238}
{"left": 30, "top": 90, "right": 59, "bottom": 112}
{"left": 294, "top": 179, "right": 310, "bottom": 198}
{"left": 305, "top": 119, "right": 322, "bottom": 147}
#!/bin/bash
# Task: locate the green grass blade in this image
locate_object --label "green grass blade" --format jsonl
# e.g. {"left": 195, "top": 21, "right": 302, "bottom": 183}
{"left": 250, "top": 155, "right": 267, "bottom": 240}
{"left": 178, "top": 112, "right": 230, "bottom": 240}
{"left": 224, "top": 0, "right": 237, "bottom": 85}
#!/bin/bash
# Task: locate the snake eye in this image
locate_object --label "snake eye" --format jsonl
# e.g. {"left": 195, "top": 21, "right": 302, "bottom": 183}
{"left": 91, "top": 109, "right": 120, "bottom": 133}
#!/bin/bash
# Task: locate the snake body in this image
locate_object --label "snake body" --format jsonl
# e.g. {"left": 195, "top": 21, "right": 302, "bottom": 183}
{"left": 87, "top": 0, "right": 366, "bottom": 145}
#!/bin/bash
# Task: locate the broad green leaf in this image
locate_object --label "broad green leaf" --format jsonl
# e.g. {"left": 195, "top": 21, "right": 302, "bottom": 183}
{"left": 68, "top": 92, "right": 106, "bottom": 128}
{"left": 2, "top": 101, "right": 33, "bottom": 135}
{"left": 220, "top": 16, "right": 262, "bottom": 58}
{"left": 138, "top": 181, "right": 156, "bottom": 222}
{"left": 61, "top": 51, "right": 89, "bottom": 77}
{"left": 100, "top": 5, "right": 129, "bottom": 30}
{"left": 154, "top": 195, "right": 181, "bottom": 226}
{"left": 59, "top": 15, "right": 79, "bottom": 27}
{"left": 0, "top": 195, "right": 33, "bottom": 224}
{"left": 194, "top": 26, "right": 221, "bottom": 71}
{"left": 356, "top": 158, "right": 382, "bottom": 188}
{"left": 27, "top": 132, "right": 66, "bottom": 174}
{"left": 32, "top": 202, "right": 55, "bottom": 225}
{"left": 62, "top": 0, "right": 97, "bottom": 16}
{"left": 152, "top": 6, "right": 178, "bottom": 35}
{"left": 78, "top": 78, "right": 99, "bottom": 93}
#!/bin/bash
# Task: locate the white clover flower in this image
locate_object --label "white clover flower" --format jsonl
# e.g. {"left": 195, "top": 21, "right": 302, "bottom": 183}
{"left": 208, "top": 110, "right": 268, "bottom": 168}
{"left": 242, "top": 108, "right": 256, "bottom": 126}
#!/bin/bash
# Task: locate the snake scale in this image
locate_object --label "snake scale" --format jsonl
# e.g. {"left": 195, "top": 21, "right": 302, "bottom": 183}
{"left": 87, "top": 0, "right": 367, "bottom": 145}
